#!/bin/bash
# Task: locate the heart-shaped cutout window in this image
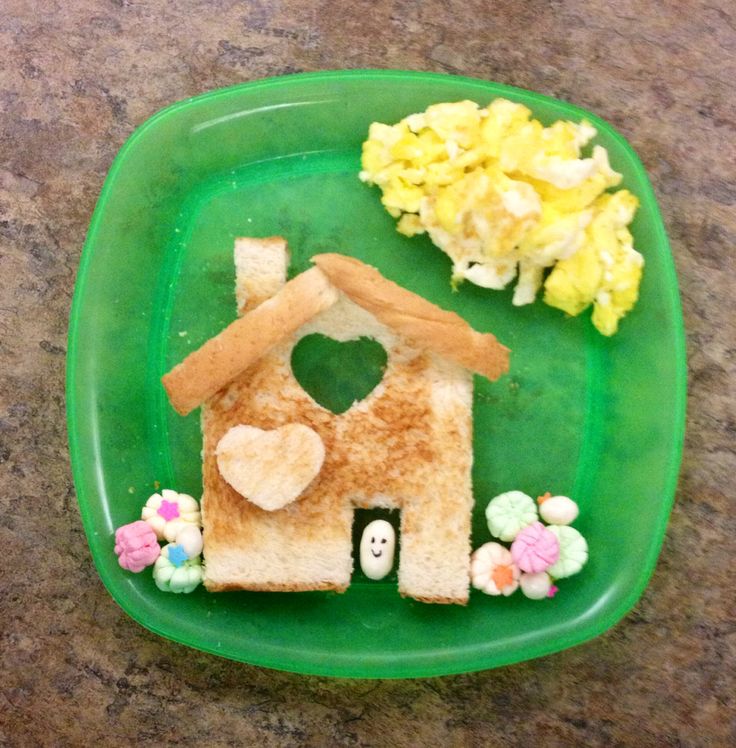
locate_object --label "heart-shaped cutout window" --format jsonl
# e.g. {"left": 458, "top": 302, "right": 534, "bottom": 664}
{"left": 290, "top": 334, "right": 388, "bottom": 414}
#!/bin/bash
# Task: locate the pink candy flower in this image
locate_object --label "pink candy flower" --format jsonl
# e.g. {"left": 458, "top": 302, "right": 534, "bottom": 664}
{"left": 511, "top": 521, "right": 560, "bottom": 574}
{"left": 114, "top": 521, "right": 161, "bottom": 572}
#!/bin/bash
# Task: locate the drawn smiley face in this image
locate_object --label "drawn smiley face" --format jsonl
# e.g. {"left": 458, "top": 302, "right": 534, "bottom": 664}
{"left": 359, "top": 519, "right": 396, "bottom": 580}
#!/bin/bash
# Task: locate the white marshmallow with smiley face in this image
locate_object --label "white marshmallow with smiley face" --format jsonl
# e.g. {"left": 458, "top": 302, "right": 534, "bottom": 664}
{"left": 359, "top": 520, "right": 396, "bottom": 580}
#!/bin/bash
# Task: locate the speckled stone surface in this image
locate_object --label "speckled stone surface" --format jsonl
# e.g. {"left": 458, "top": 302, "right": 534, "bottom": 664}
{"left": 1, "top": 1, "right": 734, "bottom": 745}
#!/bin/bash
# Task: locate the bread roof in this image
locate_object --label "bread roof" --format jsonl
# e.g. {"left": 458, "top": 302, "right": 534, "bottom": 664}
{"left": 312, "top": 254, "right": 509, "bottom": 382}
{"left": 163, "top": 253, "right": 509, "bottom": 416}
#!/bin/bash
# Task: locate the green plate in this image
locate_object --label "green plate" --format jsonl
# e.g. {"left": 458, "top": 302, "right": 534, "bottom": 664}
{"left": 67, "top": 70, "right": 686, "bottom": 678}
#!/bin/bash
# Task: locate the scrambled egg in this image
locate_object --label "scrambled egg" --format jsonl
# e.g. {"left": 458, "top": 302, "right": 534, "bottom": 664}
{"left": 360, "top": 99, "right": 643, "bottom": 335}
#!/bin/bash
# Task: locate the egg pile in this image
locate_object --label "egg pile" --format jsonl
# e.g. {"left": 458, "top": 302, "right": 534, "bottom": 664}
{"left": 470, "top": 490, "right": 588, "bottom": 600}
{"left": 360, "top": 99, "right": 644, "bottom": 335}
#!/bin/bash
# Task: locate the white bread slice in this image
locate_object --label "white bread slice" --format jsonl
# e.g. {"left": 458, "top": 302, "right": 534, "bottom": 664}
{"left": 234, "top": 236, "right": 289, "bottom": 314}
{"left": 198, "top": 241, "right": 486, "bottom": 604}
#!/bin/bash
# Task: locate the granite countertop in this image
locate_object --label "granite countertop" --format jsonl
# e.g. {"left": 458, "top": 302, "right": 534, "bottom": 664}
{"left": 2, "top": 1, "right": 734, "bottom": 744}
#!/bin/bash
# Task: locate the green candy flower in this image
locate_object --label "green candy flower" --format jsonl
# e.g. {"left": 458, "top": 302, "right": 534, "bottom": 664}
{"left": 485, "top": 490, "right": 538, "bottom": 542}
{"left": 153, "top": 543, "right": 204, "bottom": 593}
{"left": 547, "top": 525, "right": 588, "bottom": 579}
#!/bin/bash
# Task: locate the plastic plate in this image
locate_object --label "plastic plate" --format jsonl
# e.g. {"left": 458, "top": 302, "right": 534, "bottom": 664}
{"left": 67, "top": 70, "right": 686, "bottom": 678}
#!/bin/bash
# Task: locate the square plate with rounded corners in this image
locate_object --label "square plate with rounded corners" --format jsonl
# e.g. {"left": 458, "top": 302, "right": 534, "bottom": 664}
{"left": 67, "top": 70, "right": 686, "bottom": 678}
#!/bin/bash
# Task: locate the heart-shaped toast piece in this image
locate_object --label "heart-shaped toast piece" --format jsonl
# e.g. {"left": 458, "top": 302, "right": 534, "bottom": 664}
{"left": 215, "top": 423, "right": 325, "bottom": 511}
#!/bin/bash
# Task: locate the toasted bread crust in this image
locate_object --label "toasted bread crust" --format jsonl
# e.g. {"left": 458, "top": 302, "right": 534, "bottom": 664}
{"left": 312, "top": 253, "right": 510, "bottom": 381}
{"left": 162, "top": 267, "right": 338, "bottom": 415}
{"left": 204, "top": 579, "right": 349, "bottom": 593}
{"left": 400, "top": 592, "right": 470, "bottom": 606}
